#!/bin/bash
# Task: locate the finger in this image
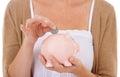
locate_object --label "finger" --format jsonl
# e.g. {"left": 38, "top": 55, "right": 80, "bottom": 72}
{"left": 39, "top": 54, "right": 46, "bottom": 65}
{"left": 55, "top": 65, "right": 66, "bottom": 73}
{"left": 26, "top": 17, "right": 43, "bottom": 27}
{"left": 20, "top": 24, "right": 28, "bottom": 35}
{"left": 26, "top": 19, "right": 39, "bottom": 33}
{"left": 46, "top": 67, "right": 55, "bottom": 71}
{"left": 49, "top": 56, "right": 69, "bottom": 73}
{"left": 43, "top": 27, "right": 51, "bottom": 33}
{"left": 50, "top": 56, "right": 59, "bottom": 65}
{"left": 69, "top": 56, "right": 80, "bottom": 66}
{"left": 43, "top": 19, "right": 56, "bottom": 30}
{"left": 36, "top": 24, "right": 44, "bottom": 36}
{"left": 35, "top": 16, "right": 56, "bottom": 30}
{"left": 47, "top": 63, "right": 66, "bottom": 73}
{"left": 50, "top": 56, "right": 61, "bottom": 68}
{"left": 27, "top": 16, "right": 56, "bottom": 30}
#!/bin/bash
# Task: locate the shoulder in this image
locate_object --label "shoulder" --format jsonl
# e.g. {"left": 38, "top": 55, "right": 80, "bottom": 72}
{"left": 7, "top": 0, "right": 28, "bottom": 6}
{"left": 95, "top": 0, "right": 115, "bottom": 16}
{"left": 7, "top": 0, "right": 24, "bottom": 8}
{"left": 100, "top": 0, "right": 114, "bottom": 11}
{"left": 6, "top": 0, "right": 29, "bottom": 12}
{"left": 5, "top": 0, "right": 30, "bottom": 23}
{"left": 94, "top": 0, "right": 116, "bottom": 26}
{"left": 4, "top": 0, "right": 31, "bottom": 31}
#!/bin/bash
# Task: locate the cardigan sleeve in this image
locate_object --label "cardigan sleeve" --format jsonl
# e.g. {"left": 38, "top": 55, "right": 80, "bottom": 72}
{"left": 3, "top": 2, "right": 21, "bottom": 77}
{"left": 95, "top": 6, "right": 117, "bottom": 77}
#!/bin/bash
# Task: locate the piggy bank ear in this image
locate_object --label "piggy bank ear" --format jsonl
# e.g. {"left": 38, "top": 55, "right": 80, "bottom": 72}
{"left": 76, "top": 44, "right": 80, "bottom": 52}
{"left": 64, "top": 33, "right": 80, "bottom": 52}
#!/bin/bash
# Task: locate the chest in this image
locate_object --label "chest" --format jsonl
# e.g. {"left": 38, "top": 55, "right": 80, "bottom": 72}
{"left": 33, "top": 1, "right": 91, "bottom": 30}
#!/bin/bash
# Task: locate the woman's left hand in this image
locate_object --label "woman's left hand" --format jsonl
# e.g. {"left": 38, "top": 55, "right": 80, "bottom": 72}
{"left": 39, "top": 55, "right": 95, "bottom": 77}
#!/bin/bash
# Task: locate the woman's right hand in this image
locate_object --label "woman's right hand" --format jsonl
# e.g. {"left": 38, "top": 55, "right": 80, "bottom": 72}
{"left": 20, "top": 15, "right": 56, "bottom": 44}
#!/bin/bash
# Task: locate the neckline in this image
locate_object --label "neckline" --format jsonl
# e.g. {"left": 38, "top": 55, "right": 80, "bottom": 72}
{"left": 30, "top": 0, "right": 95, "bottom": 32}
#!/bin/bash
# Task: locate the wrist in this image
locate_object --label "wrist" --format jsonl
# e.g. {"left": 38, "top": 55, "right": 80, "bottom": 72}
{"left": 75, "top": 66, "right": 95, "bottom": 77}
{"left": 22, "top": 38, "right": 35, "bottom": 50}
{"left": 20, "top": 38, "right": 35, "bottom": 54}
{"left": 23, "top": 37, "right": 36, "bottom": 45}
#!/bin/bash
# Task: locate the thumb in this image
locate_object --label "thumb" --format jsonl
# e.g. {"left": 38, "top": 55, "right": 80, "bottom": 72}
{"left": 39, "top": 54, "right": 46, "bottom": 65}
{"left": 69, "top": 56, "right": 80, "bottom": 66}
{"left": 20, "top": 24, "right": 28, "bottom": 35}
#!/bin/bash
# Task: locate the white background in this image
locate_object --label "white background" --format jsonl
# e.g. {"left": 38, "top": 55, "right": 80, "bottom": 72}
{"left": 0, "top": 0, "right": 120, "bottom": 77}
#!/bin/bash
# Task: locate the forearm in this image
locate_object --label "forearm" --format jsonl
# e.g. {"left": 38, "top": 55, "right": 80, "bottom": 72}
{"left": 8, "top": 38, "right": 34, "bottom": 77}
{"left": 76, "top": 65, "right": 96, "bottom": 77}
{"left": 76, "top": 71, "right": 96, "bottom": 77}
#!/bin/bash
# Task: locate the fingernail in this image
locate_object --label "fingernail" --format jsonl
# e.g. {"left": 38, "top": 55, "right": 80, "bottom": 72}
{"left": 70, "top": 57, "right": 74, "bottom": 61}
{"left": 20, "top": 24, "right": 23, "bottom": 27}
{"left": 49, "top": 56, "right": 53, "bottom": 60}
{"left": 44, "top": 20, "right": 48, "bottom": 23}
{"left": 20, "top": 24, "right": 23, "bottom": 30}
{"left": 52, "top": 26, "right": 57, "bottom": 30}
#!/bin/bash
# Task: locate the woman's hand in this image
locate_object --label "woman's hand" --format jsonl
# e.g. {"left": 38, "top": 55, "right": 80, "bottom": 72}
{"left": 20, "top": 15, "right": 56, "bottom": 44}
{"left": 39, "top": 55, "right": 95, "bottom": 77}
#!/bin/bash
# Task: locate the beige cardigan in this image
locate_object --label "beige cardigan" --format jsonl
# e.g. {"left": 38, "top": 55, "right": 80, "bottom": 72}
{"left": 3, "top": 0, "right": 117, "bottom": 77}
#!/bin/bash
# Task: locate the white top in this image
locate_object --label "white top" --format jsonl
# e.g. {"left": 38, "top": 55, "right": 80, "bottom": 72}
{"left": 30, "top": 0, "right": 95, "bottom": 77}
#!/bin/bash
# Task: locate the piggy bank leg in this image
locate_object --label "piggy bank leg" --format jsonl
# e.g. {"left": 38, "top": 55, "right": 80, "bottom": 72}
{"left": 46, "top": 60, "right": 53, "bottom": 67}
{"left": 63, "top": 60, "right": 72, "bottom": 66}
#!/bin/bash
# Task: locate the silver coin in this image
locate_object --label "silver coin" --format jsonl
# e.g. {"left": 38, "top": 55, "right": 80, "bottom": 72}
{"left": 50, "top": 27, "right": 59, "bottom": 34}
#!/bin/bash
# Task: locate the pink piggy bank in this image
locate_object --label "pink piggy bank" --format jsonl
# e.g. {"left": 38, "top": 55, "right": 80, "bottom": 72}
{"left": 40, "top": 33, "right": 79, "bottom": 67}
